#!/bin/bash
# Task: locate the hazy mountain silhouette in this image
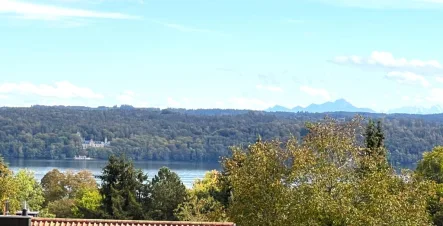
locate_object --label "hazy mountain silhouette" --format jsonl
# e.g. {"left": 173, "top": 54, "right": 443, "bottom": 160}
{"left": 388, "top": 105, "right": 443, "bottom": 114}
{"left": 267, "top": 99, "right": 376, "bottom": 113}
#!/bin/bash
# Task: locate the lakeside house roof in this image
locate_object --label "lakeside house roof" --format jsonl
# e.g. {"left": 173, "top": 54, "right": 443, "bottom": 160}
{"left": 31, "top": 218, "right": 236, "bottom": 226}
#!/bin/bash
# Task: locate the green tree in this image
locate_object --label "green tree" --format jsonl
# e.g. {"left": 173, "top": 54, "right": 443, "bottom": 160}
{"left": 41, "top": 169, "right": 67, "bottom": 204}
{"left": 64, "top": 170, "right": 97, "bottom": 199}
{"left": 41, "top": 169, "right": 98, "bottom": 218}
{"left": 71, "top": 188, "right": 102, "bottom": 218}
{"left": 416, "top": 146, "right": 443, "bottom": 225}
{"left": 175, "top": 170, "right": 229, "bottom": 222}
{"left": 365, "top": 119, "right": 386, "bottom": 157}
{"left": 14, "top": 170, "right": 45, "bottom": 212}
{"left": 416, "top": 146, "right": 443, "bottom": 184}
{"left": 223, "top": 117, "right": 432, "bottom": 226}
{"left": 0, "top": 156, "right": 9, "bottom": 177}
{"left": 149, "top": 167, "right": 187, "bottom": 221}
{"left": 0, "top": 156, "right": 19, "bottom": 214}
{"left": 426, "top": 183, "right": 443, "bottom": 226}
{"left": 360, "top": 119, "right": 388, "bottom": 176}
{"left": 48, "top": 199, "right": 75, "bottom": 218}
{"left": 41, "top": 169, "right": 97, "bottom": 204}
{"left": 99, "top": 155, "right": 147, "bottom": 220}
{"left": 223, "top": 140, "right": 291, "bottom": 225}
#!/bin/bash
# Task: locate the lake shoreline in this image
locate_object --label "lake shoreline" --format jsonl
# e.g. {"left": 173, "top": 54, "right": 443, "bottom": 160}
{"left": 5, "top": 158, "right": 220, "bottom": 188}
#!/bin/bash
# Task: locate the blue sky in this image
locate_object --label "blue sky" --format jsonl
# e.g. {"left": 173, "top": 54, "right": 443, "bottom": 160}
{"left": 1, "top": 0, "right": 443, "bottom": 112}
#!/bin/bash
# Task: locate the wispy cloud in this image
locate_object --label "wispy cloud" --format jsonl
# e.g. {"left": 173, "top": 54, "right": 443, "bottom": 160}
{"left": 315, "top": 0, "right": 443, "bottom": 9}
{"left": 426, "top": 88, "right": 443, "bottom": 103}
{"left": 300, "top": 86, "right": 331, "bottom": 100}
{"left": 167, "top": 97, "right": 181, "bottom": 107}
{"left": 0, "top": 81, "right": 104, "bottom": 99}
{"left": 256, "top": 84, "right": 283, "bottom": 92}
{"left": 116, "top": 90, "right": 149, "bottom": 107}
{"left": 401, "top": 95, "right": 425, "bottom": 104}
{"left": 332, "top": 51, "right": 443, "bottom": 77}
{"left": 154, "top": 20, "right": 228, "bottom": 36}
{"left": 385, "top": 71, "right": 430, "bottom": 87}
{"left": 0, "top": 0, "right": 139, "bottom": 20}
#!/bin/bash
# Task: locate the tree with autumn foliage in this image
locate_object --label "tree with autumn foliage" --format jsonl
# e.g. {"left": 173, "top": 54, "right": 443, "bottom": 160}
{"left": 41, "top": 169, "right": 98, "bottom": 218}
{"left": 0, "top": 158, "right": 45, "bottom": 215}
{"left": 175, "top": 170, "right": 230, "bottom": 222}
{"left": 416, "top": 146, "right": 443, "bottom": 225}
{"left": 0, "top": 157, "right": 19, "bottom": 214}
{"left": 222, "top": 117, "right": 433, "bottom": 226}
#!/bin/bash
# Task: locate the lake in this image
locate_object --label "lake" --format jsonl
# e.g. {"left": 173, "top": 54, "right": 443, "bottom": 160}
{"left": 5, "top": 158, "right": 221, "bottom": 188}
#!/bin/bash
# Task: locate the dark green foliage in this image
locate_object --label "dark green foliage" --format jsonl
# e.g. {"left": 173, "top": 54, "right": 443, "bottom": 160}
{"left": 99, "top": 155, "right": 148, "bottom": 220}
{"left": 1, "top": 106, "right": 443, "bottom": 167}
{"left": 48, "top": 199, "right": 75, "bottom": 218}
{"left": 364, "top": 119, "right": 387, "bottom": 162}
{"left": 359, "top": 119, "right": 389, "bottom": 176}
{"left": 365, "top": 119, "right": 385, "bottom": 152}
{"left": 365, "top": 119, "right": 378, "bottom": 150}
{"left": 98, "top": 156, "right": 187, "bottom": 221}
{"left": 376, "top": 121, "right": 385, "bottom": 146}
{"left": 149, "top": 167, "right": 187, "bottom": 221}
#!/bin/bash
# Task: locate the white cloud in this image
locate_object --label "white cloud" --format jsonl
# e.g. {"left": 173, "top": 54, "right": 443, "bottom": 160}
{"left": 299, "top": 86, "right": 331, "bottom": 100}
{"left": 0, "top": 95, "right": 8, "bottom": 99}
{"left": 0, "top": 0, "right": 139, "bottom": 20}
{"left": 436, "top": 77, "right": 443, "bottom": 83}
{"left": 333, "top": 51, "right": 442, "bottom": 74}
{"left": 386, "top": 71, "right": 430, "bottom": 87}
{"left": 256, "top": 84, "right": 283, "bottom": 92}
{"left": 215, "top": 101, "right": 225, "bottom": 108}
{"left": 153, "top": 21, "right": 228, "bottom": 36}
{"left": 116, "top": 91, "right": 134, "bottom": 103}
{"left": 116, "top": 90, "right": 149, "bottom": 107}
{"left": 0, "top": 81, "right": 103, "bottom": 99}
{"left": 167, "top": 97, "right": 181, "bottom": 108}
{"left": 426, "top": 88, "right": 443, "bottom": 103}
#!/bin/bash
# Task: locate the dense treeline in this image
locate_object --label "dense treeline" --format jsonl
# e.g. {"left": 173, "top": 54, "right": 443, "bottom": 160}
{"left": 4, "top": 117, "right": 443, "bottom": 225}
{"left": 2, "top": 106, "right": 443, "bottom": 167}
{"left": 0, "top": 156, "right": 188, "bottom": 221}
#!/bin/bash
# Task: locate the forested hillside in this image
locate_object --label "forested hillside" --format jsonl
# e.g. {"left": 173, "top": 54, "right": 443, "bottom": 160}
{"left": 1, "top": 106, "right": 443, "bottom": 167}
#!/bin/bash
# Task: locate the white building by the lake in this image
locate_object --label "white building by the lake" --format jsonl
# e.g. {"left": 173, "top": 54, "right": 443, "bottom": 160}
{"left": 77, "top": 132, "right": 110, "bottom": 149}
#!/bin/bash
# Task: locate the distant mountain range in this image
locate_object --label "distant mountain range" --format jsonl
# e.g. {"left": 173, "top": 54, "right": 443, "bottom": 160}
{"left": 266, "top": 99, "right": 443, "bottom": 115}
{"left": 387, "top": 106, "right": 443, "bottom": 115}
{"left": 28, "top": 100, "right": 443, "bottom": 115}
{"left": 266, "top": 99, "right": 376, "bottom": 113}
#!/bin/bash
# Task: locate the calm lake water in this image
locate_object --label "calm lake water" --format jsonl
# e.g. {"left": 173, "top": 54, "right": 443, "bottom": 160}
{"left": 5, "top": 158, "right": 221, "bottom": 188}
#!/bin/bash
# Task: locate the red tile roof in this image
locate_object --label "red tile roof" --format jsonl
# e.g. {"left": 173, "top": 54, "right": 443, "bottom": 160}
{"left": 31, "top": 218, "right": 236, "bottom": 226}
